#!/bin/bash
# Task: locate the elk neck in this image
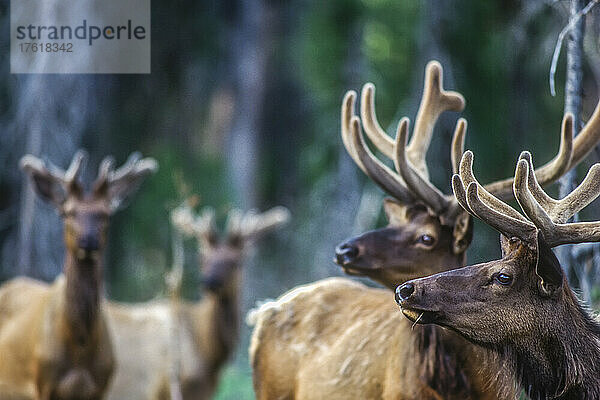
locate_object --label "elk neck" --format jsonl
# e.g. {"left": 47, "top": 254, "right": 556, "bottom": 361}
{"left": 506, "top": 287, "right": 600, "bottom": 400}
{"left": 410, "top": 324, "right": 474, "bottom": 398}
{"left": 200, "top": 267, "right": 241, "bottom": 368}
{"left": 408, "top": 248, "right": 514, "bottom": 400}
{"left": 62, "top": 250, "right": 103, "bottom": 345}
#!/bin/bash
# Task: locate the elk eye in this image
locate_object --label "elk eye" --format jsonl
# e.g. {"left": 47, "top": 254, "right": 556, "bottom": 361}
{"left": 495, "top": 273, "right": 512, "bottom": 285}
{"left": 417, "top": 234, "right": 435, "bottom": 246}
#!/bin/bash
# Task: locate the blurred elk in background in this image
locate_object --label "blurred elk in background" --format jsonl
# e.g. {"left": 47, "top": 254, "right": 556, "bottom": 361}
{"left": 249, "top": 61, "right": 600, "bottom": 399}
{"left": 0, "top": 151, "right": 157, "bottom": 400}
{"left": 106, "top": 202, "right": 289, "bottom": 400}
{"left": 398, "top": 150, "right": 600, "bottom": 399}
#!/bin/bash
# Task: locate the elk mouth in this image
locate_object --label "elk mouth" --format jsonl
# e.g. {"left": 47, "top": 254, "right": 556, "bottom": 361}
{"left": 334, "top": 253, "right": 381, "bottom": 276}
{"left": 336, "top": 261, "right": 381, "bottom": 277}
{"left": 76, "top": 248, "right": 100, "bottom": 261}
{"left": 399, "top": 305, "right": 439, "bottom": 325}
{"left": 341, "top": 265, "right": 374, "bottom": 275}
{"left": 341, "top": 266, "right": 360, "bottom": 275}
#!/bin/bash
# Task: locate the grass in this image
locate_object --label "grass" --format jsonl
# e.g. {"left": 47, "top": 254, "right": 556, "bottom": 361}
{"left": 214, "top": 364, "right": 255, "bottom": 400}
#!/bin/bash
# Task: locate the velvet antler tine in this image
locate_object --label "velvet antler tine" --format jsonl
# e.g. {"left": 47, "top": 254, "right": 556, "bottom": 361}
{"left": 459, "top": 151, "right": 527, "bottom": 222}
{"left": 340, "top": 90, "right": 367, "bottom": 174}
{"left": 451, "top": 119, "right": 467, "bottom": 175}
{"left": 452, "top": 174, "right": 474, "bottom": 216}
{"left": 406, "top": 61, "right": 465, "bottom": 177}
{"left": 555, "top": 164, "right": 600, "bottom": 222}
{"left": 240, "top": 206, "right": 290, "bottom": 239}
{"left": 64, "top": 150, "right": 87, "bottom": 183}
{"left": 349, "top": 116, "right": 415, "bottom": 204}
{"left": 570, "top": 98, "right": 600, "bottom": 167}
{"left": 482, "top": 113, "right": 574, "bottom": 201}
{"left": 465, "top": 182, "right": 536, "bottom": 243}
{"left": 360, "top": 83, "right": 396, "bottom": 159}
{"left": 395, "top": 117, "right": 450, "bottom": 213}
{"left": 513, "top": 158, "right": 600, "bottom": 247}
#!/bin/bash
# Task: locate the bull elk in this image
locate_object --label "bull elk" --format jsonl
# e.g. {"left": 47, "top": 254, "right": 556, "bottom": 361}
{"left": 106, "top": 203, "right": 289, "bottom": 400}
{"left": 0, "top": 151, "right": 157, "bottom": 400}
{"left": 397, "top": 151, "right": 600, "bottom": 399}
{"left": 249, "top": 61, "right": 600, "bottom": 399}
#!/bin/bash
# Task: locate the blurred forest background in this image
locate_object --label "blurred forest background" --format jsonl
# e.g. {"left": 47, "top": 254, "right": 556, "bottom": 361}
{"left": 2, "top": 0, "right": 600, "bottom": 398}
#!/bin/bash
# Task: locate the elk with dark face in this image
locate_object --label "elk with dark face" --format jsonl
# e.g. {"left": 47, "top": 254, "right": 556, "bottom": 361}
{"left": 335, "top": 70, "right": 470, "bottom": 290}
{"left": 397, "top": 151, "right": 600, "bottom": 399}
{"left": 0, "top": 151, "right": 157, "bottom": 400}
{"left": 335, "top": 199, "right": 470, "bottom": 290}
{"left": 333, "top": 66, "right": 593, "bottom": 289}
{"left": 191, "top": 208, "right": 250, "bottom": 295}
{"left": 106, "top": 203, "right": 289, "bottom": 400}
{"left": 250, "top": 60, "right": 600, "bottom": 400}
{"left": 168, "top": 204, "right": 290, "bottom": 399}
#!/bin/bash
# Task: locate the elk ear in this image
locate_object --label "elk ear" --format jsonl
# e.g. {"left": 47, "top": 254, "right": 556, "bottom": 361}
{"left": 451, "top": 211, "right": 472, "bottom": 255}
{"left": 383, "top": 198, "right": 411, "bottom": 225}
{"left": 499, "top": 235, "right": 522, "bottom": 257}
{"left": 20, "top": 156, "right": 67, "bottom": 208}
{"left": 535, "top": 230, "right": 564, "bottom": 296}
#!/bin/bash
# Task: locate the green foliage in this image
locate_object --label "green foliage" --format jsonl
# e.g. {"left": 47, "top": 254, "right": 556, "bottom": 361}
{"left": 441, "top": 1, "right": 564, "bottom": 192}
{"left": 298, "top": 0, "right": 418, "bottom": 187}
{"left": 107, "top": 143, "right": 232, "bottom": 301}
{"left": 214, "top": 364, "right": 255, "bottom": 400}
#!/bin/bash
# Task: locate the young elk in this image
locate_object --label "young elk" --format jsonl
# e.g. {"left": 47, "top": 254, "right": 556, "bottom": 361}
{"left": 397, "top": 151, "right": 600, "bottom": 399}
{"left": 0, "top": 151, "right": 157, "bottom": 400}
{"left": 106, "top": 204, "right": 289, "bottom": 400}
{"left": 250, "top": 61, "right": 600, "bottom": 399}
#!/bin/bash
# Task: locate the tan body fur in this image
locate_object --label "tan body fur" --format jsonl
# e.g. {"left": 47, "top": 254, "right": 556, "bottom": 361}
{"left": 0, "top": 151, "right": 157, "bottom": 400}
{"left": 250, "top": 278, "right": 501, "bottom": 400}
{"left": 249, "top": 60, "right": 596, "bottom": 399}
{"left": 398, "top": 152, "right": 600, "bottom": 399}
{"left": 105, "top": 204, "right": 288, "bottom": 400}
{"left": 106, "top": 296, "right": 227, "bottom": 400}
{"left": 250, "top": 61, "right": 511, "bottom": 400}
{"left": 0, "top": 276, "right": 114, "bottom": 400}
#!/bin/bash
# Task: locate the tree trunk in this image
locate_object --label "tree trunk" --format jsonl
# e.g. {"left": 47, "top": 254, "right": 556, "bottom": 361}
{"left": 225, "top": 0, "right": 271, "bottom": 210}
{"left": 4, "top": 0, "right": 109, "bottom": 280}
{"left": 11, "top": 76, "right": 94, "bottom": 280}
{"left": 557, "top": 0, "right": 586, "bottom": 287}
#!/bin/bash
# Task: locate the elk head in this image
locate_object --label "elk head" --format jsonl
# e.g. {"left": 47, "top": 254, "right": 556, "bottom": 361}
{"left": 335, "top": 60, "right": 578, "bottom": 289}
{"left": 20, "top": 151, "right": 158, "bottom": 264}
{"left": 396, "top": 150, "right": 600, "bottom": 345}
{"left": 171, "top": 204, "right": 290, "bottom": 294}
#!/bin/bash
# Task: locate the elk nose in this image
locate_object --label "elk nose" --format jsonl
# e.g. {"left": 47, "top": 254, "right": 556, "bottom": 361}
{"left": 78, "top": 234, "right": 99, "bottom": 252}
{"left": 203, "top": 276, "right": 223, "bottom": 292}
{"left": 335, "top": 243, "right": 359, "bottom": 265}
{"left": 395, "top": 283, "right": 415, "bottom": 304}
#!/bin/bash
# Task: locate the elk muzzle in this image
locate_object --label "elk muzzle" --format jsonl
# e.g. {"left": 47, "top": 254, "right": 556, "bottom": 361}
{"left": 334, "top": 243, "right": 359, "bottom": 265}
{"left": 78, "top": 233, "right": 100, "bottom": 252}
{"left": 395, "top": 280, "right": 440, "bottom": 325}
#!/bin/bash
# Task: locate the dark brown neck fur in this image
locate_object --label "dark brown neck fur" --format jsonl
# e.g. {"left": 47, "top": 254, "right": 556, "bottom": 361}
{"left": 63, "top": 252, "right": 102, "bottom": 346}
{"left": 413, "top": 325, "right": 471, "bottom": 398}
{"left": 203, "top": 275, "right": 240, "bottom": 369}
{"left": 408, "top": 251, "right": 487, "bottom": 399}
{"left": 412, "top": 251, "right": 518, "bottom": 399}
{"left": 501, "top": 286, "right": 600, "bottom": 400}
